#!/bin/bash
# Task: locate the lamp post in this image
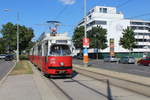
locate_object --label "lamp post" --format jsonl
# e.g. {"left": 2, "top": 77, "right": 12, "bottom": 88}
{"left": 94, "top": 34, "right": 98, "bottom": 60}
{"left": 83, "top": 0, "right": 88, "bottom": 67}
{"left": 4, "top": 9, "right": 19, "bottom": 62}
{"left": 16, "top": 12, "right": 19, "bottom": 62}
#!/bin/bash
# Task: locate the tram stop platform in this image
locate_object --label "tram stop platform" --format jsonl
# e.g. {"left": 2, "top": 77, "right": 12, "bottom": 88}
{"left": 0, "top": 62, "right": 58, "bottom": 100}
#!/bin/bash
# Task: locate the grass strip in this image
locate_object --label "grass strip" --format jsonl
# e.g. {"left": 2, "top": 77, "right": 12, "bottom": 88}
{"left": 10, "top": 60, "right": 33, "bottom": 75}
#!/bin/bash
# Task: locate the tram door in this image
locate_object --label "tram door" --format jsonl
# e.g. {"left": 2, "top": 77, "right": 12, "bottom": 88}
{"left": 38, "top": 44, "right": 42, "bottom": 69}
{"left": 42, "top": 41, "right": 48, "bottom": 73}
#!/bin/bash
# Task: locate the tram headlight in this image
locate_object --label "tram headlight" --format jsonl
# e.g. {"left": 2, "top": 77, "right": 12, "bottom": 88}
{"left": 60, "top": 62, "right": 64, "bottom": 66}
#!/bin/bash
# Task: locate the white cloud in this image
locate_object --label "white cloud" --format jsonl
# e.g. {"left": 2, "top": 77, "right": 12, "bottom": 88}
{"left": 59, "top": 0, "right": 75, "bottom": 5}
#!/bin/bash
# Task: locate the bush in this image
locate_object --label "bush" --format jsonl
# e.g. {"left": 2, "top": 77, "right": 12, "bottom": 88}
{"left": 19, "top": 55, "right": 29, "bottom": 60}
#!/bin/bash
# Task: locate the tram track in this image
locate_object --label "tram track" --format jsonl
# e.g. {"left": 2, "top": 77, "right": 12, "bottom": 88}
{"left": 71, "top": 78, "right": 113, "bottom": 100}
{"left": 48, "top": 73, "right": 150, "bottom": 100}
{"left": 34, "top": 64, "right": 109, "bottom": 100}
{"left": 49, "top": 78, "right": 111, "bottom": 100}
{"left": 32, "top": 62, "right": 150, "bottom": 100}
{"left": 49, "top": 79, "right": 74, "bottom": 100}
{"left": 49, "top": 77, "right": 112, "bottom": 100}
{"left": 74, "top": 66, "right": 150, "bottom": 97}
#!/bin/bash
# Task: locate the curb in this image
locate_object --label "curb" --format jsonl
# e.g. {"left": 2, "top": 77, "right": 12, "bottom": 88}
{"left": 0, "top": 61, "right": 16, "bottom": 86}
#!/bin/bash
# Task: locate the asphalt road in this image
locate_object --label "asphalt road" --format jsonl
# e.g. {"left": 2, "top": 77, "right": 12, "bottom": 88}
{"left": 0, "top": 60, "right": 15, "bottom": 80}
{"left": 73, "top": 59, "right": 150, "bottom": 77}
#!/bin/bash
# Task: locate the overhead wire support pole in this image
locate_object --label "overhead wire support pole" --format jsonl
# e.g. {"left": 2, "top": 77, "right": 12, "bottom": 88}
{"left": 16, "top": 12, "right": 19, "bottom": 62}
{"left": 83, "top": 0, "right": 88, "bottom": 67}
{"left": 84, "top": 0, "right": 87, "bottom": 38}
{"left": 3, "top": 9, "right": 19, "bottom": 62}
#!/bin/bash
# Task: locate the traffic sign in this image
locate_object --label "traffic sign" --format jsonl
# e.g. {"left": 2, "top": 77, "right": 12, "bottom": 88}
{"left": 83, "top": 38, "right": 89, "bottom": 48}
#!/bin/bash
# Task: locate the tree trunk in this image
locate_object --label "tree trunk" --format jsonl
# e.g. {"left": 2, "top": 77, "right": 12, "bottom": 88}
{"left": 96, "top": 48, "right": 98, "bottom": 60}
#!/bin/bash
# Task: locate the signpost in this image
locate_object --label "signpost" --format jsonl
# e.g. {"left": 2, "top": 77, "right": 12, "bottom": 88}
{"left": 110, "top": 38, "right": 115, "bottom": 56}
{"left": 83, "top": 38, "right": 89, "bottom": 64}
{"left": 83, "top": 37, "right": 89, "bottom": 48}
{"left": 83, "top": 0, "right": 89, "bottom": 67}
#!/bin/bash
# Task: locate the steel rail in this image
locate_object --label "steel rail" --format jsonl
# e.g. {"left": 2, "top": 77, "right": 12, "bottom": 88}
{"left": 71, "top": 78, "right": 113, "bottom": 100}
{"left": 74, "top": 67, "right": 150, "bottom": 97}
{"left": 49, "top": 79, "right": 74, "bottom": 100}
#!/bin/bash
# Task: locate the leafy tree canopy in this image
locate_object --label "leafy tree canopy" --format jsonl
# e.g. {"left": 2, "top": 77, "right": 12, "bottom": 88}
{"left": 119, "top": 27, "right": 136, "bottom": 51}
{"left": 72, "top": 26, "right": 108, "bottom": 51}
{"left": 0, "top": 22, "right": 34, "bottom": 53}
{"left": 72, "top": 26, "right": 84, "bottom": 49}
{"left": 87, "top": 26, "right": 107, "bottom": 50}
{"left": 0, "top": 38, "right": 5, "bottom": 54}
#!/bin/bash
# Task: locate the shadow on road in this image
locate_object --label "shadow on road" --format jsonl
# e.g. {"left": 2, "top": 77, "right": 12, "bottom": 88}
{"left": 45, "top": 70, "right": 78, "bottom": 79}
{"left": 106, "top": 80, "right": 113, "bottom": 100}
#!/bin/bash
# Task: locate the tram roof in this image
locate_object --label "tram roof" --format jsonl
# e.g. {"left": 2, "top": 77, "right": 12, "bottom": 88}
{"left": 38, "top": 32, "right": 71, "bottom": 41}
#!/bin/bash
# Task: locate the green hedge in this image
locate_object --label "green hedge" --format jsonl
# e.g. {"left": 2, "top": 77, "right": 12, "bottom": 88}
{"left": 19, "top": 55, "right": 29, "bottom": 60}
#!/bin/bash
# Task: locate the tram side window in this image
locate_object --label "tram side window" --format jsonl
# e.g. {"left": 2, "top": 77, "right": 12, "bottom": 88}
{"left": 32, "top": 48, "right": 34, "bottom": 56}
{"left": 38, "top": 45, "right": 42, "bottom": 56}
{"left": 44, "top": 42, "right": 48, "bottom": 56}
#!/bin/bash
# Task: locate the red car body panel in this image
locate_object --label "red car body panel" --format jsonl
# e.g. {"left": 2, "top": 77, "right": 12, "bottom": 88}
{"left": 138, "top": 57, "right": 150, "bottom": 66}
{"left": 29, "top": 55, "right": 73, "bottom": 75}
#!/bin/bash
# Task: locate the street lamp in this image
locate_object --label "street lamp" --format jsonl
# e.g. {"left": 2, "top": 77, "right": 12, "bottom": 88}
{"left": 83, "top": 0, "right": 89, "bottom": 67}
{"left": 4, "top": 9, "right": 19, "bottom": 62}
{"left": 94, "top": 34, "right": 98, "bottom": 60}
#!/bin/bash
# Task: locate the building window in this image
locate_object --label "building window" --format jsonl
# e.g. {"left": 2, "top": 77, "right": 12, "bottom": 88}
{"left": 99, "top": 8, "right": 107, "bottom": 13}
{"left": 135, "top": 33, "right": 150, "bottom": 36}
{"left": 134, "top": 45, "right": 144, "bottom": 48}
{"left": 87, "top": 20, "right": 107, "bottom": 27}
{"left": 136, "top": 39, "right": 150, "bottom": 42}
{"left": 100, "top": 8, "right": 103, "bottom": 13}
{"left": 91, "top": 9, "right": 94, "bottom": 13}
{"left": 131, "top": 22, "right": 144, "bottom": 25}
{"left": 88, "top": 15, "right": 92, "bottom": 20}
{"left": 95, "top": 21, "right": 107, "bottom": 25}
{"left": 103, "top": 8, "right": 107, "bottom": 13}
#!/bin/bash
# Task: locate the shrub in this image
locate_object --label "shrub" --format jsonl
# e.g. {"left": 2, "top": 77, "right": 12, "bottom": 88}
{"left": 19, "top": 55, "right": 29, "bottom": 60}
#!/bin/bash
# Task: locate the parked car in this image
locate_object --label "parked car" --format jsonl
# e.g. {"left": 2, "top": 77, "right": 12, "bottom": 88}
{"left": 119, "top": 56, "right": 135, "bottom": 64}
{"left": 0, "top": 54, "right": 6, "bottom": 59}
{"left": 76, "top": 55, "right": 83, "bottom": 59}
{"left": 5, "top": 54, "right": 14, "bottom": 61}
{"left": 137, "top": 57, "right": 150, "bottom": 66}
{"left": 104, "top": 56, "right": 118, "bottom": 62}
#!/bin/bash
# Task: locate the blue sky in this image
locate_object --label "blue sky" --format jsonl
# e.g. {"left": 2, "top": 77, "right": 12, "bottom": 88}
{"left": 0, "top": 0, "right": 150, "bottom": 40}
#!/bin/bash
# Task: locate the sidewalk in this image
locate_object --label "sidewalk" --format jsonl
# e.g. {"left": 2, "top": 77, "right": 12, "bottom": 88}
{"left": 0, "top": 61, "right": 58, "bottom": 100}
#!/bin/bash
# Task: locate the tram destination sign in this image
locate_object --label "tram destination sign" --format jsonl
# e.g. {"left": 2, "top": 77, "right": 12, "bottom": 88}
{"left": 56, "top": 40, "right": 68, "bottom": 43}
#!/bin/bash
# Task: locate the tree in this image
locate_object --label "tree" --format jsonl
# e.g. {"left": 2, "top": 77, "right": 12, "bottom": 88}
{"left": 119, "top": 27, "right": 136, "bottom": 54}
{"left": 0, "top": 22, "right": 34, "bottom": 54}
{"left": 25, "top": 41, "right": 36, "bottom": 54}
{"left": 0, "top": 38, "right": 5, "bottom": 54}
{"left": 72, "top": 26, "right": 84, "bottom": 49}
{"left": 0, "top": 22, "right": 16, "bottom": 53}
{"left": 88, "top": 26, "right": 107, "bottom": 55}
{"left": 18, "top": 26, "right": 34, "bottom": 53}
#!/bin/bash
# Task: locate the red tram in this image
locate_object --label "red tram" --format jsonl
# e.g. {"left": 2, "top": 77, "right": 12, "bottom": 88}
{"left": 29, "top": 21, "right": 74, "bottom": 77}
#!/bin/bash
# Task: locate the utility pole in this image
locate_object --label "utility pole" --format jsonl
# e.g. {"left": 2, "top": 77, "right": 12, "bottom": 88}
{"left": 16, "top": 12, "right": 19, "bottom": 62}
{"left": 4, "top": 9, "right": 19, "bottom": 62}
{"left": 83, "top": 0, "right": 89, "bottom": 67}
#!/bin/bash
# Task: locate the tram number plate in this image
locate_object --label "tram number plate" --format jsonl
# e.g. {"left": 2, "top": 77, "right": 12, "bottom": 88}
{"left": 59, "top": 70, "right": 66, "bottom": 74}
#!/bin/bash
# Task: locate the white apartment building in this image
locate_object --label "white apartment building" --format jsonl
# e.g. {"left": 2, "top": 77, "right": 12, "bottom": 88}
{"left": 78, "top": 6, "right": 150, "bottom": 57}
